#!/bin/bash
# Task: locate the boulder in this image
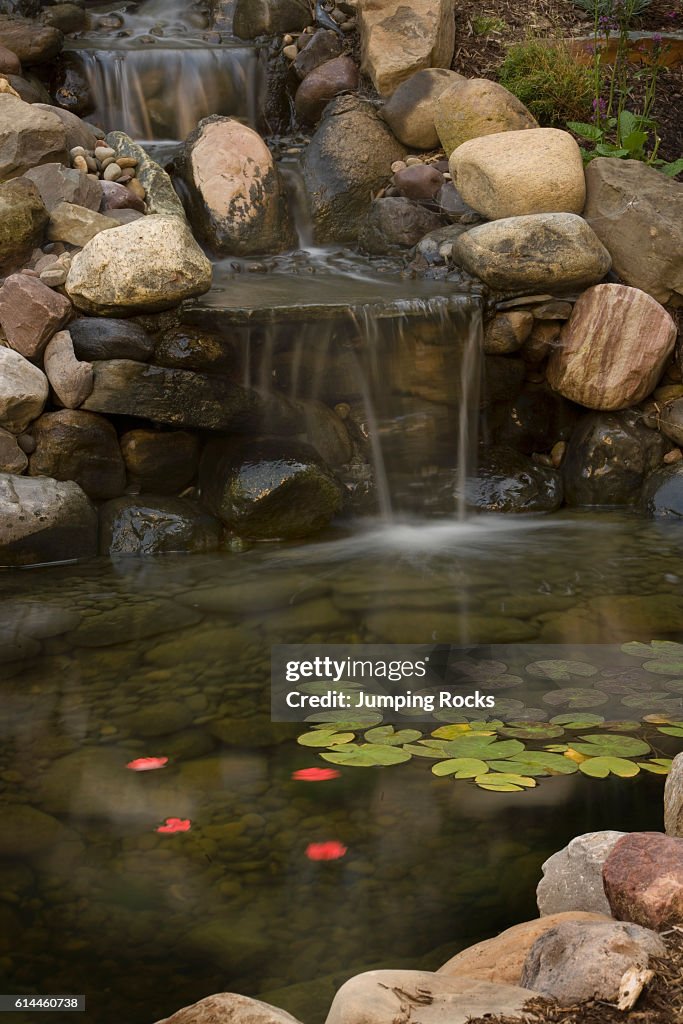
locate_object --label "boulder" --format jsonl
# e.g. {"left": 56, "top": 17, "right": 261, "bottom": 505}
{"left": 98, "top": 179, "right": 145, "bottom": 214}
{"left": 521, "top": 919, "right": 665, "bottom": 1002}
{"left": 233, "top": 0, "right": 311, "bottom": 38}
{"left": 438, "top": 912, "right": 612, "bottom": 986}
{"left": 177, "top": 117, "right": 291, "bottom": 256}
{"left": 302, "top": 96, "right": 406, "bottom": 243}
{"left": 0, "top": 44, "right": 20, "bottom": 75}
{"left": 381, "top": 68, "right": 464, "bottom": 149}
{"left": 295, "top": 56, "right": 359, "bottom": 124}
{"left": 6, "top": 73, "right": 50, "bottom": 104}
{"left": 358, "top": 0, "right": 455, "bottom": 97}
{"left": 0, "top": 273, "right": 72, "bottom": 358}
{"left": 393, "top": 163, "right": 444, "bottom": 201}
{"left": 42, "top": 330, "right": 93, "bottom": 409}
{"left": 641, "top": 464, "right": 683, "bottom": 518}
{"left": 452, "top": 214, "right": 611, "bottom": 293}
{"left": 293, "top": 30, "right": 342, "bottom": 81}
{"left": 29, "top": 409, "right": 125, "bottom": 500}
{"left": 120, "top": 429, "right": 200, "bottom": 494}
{"left": 0, "top": 15, "right": 62, "bottom": 64}
{"left": 0, "top": 95, "right": 68, "bottom": 181}
{"left": 154, "top": 993, "right": 304, "bottom": 1024}
{"left": 33, "top": 103, "right": 98, "bottom": 152}
{"left": 0, "top": 348, "right": 48, "bottom": 433}
{"left": 584, "top": 157, "right": 683, "bottom": 306}
{"left": 0, "top": 425, "right": 27, "bottom": 472}
{"left": 467, "top": 446, "right": 563, "bottom": 513}
{"left": 51, "top": 52, "right": 92, "bottom": 116}
{"left": 326, "top": 970, "right": 535, "bottom": 1024}
{"left": 153, "top": 327, "right": 236, "bottom": 374}
{"left": 69, "top": 317, "right": 154, "bottom": 362}
{"left": 106, "top": 132, "right": 181, "bottom": 218}
{"left": 81, "top": 360, "right": 291, "bottom": 433}
{"left": 199, "top": 438, "right": 344, "bottom": 540}
{"left": 483, "top": 312, "right": 534, "bottom": 355}
{"left": 295, "top": 398, "right": 353, "bottom": 466}
{"left": 359, "top": 197, "right": 443, "bottom": 254}
{"left": 566, "top": 410, "right": 670, "bottom": 506}
{"left": 47, "top": 202, "right": 118, "bottom": 247}
{"left": 491, "top": 384, "right": 579, "bottom": 455}
{"left": 436, "top": 79, "right": 538, "bottom": 155}
{"left": 450, "top": 128, "right": 585, "bottom": 219}
{"left": 42, "top": 3, "right": 86, "bottom": 34}
{"left": 23, "top": 162, "right": 102, "bottom": 213}
{"left": 547, "top": 284, "right": 677, "bottom": 410}
{"left": 665, "top": 753, "right": 683, "bottom": 838}
{"left": 99, "top": 495, "right": 223, "bottom": 556}
{"left": 0, "top": 472, "right": 96, "bottom": 566}
{"left": 0, "top": 177, "right": 48, "bottom": 270}
{"left": 603, "top": 832, "right": 683, "bottom": 930}
{"left": 537, "top": 831, "right": 626, "bottom": 917}
{"left": 65, "top": 215, "right": 212, "bottom": 315}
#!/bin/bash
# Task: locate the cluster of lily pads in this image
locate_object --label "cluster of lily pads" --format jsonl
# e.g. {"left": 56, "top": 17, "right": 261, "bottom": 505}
{"left": 295, "top": 644, "right": 683, "bottom": 792}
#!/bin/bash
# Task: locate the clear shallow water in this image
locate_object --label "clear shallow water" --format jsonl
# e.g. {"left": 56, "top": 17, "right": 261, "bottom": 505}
{"left": 1, "top": 514, "right": 681, "bottom": 1024}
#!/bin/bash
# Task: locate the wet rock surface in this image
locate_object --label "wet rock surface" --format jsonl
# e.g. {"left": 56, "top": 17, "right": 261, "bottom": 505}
{"left": 99, "top": 495, "right": 223, "bottom": 556}
{"left": 29, "top": 409, "right": 126, "bottom": 501}
{"left": 120, "top": 429, "right": 200, "bottom": 494}
{"left": 69, "top": 317, "right": 154, "bottom": 363}
{"left": 468, "top": 446, "right": 563, "bottom": 513}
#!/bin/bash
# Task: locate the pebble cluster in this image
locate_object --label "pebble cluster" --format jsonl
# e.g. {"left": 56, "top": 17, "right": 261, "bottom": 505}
{"left": 69, "top": 142, "right": 146, "bottom": 204}
{"left": 281, "top": 0, "right": 357, "bottom": 62}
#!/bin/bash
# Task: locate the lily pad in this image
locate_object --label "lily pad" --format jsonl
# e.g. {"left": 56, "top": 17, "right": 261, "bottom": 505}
{"left": 527, "top": 660, "right": 598, "bottom": 682}
{"left": 657, "top": 725, "right": 683, "bottom": 738}
{"left": 499, "top": 723, "right": 565, "bottom": 740}
{"left": 475, "top": 772, "right": 537, "bottom": 792}
{"left": 622, "top": 641, "right": 683, "bottom": 659}
{"left": 621, "top": 693, "right": 683, "bottom": 711}
{"left": 364, "top": 726, "right": 422, "bottom": 746}
{"left": 549, "top": 714, "right": 605, "bottom": 729}
{"left": 602, "top": 720, "right": 642, "bottom": 732}
{"left": 432, "top": 758, "right": 490, "bottom": 779}
{"left": 543, "top": 688, "right": 609, "bottom": 708}
{"left": 321, "top": 743, "right": 412, "bottom": 767}
{"left": 492, "top": 699, "right": 526, "bottom": 717}
{"left": 297, "top": 731, "right": 355, "bottom": 748}
{"left": 431, "top": 724, "right": 475, "bottom": 739}
{"left": 643, "top": 660, "right": 683, "bottom": 676}
{"left": 661, "top": 679, "right": 683, "bottom": 695}
{"left": 436, "top": 734, "right": 526, "bottom": 760}
{"left": 579, "top": 756, "right": 641, "bottom": 778}
{"left": 570, "top": 733, "right": 651, "bottom": 758}
{"left": 638, "top": 758, "right": 673, "bottom": 774}
{"left": 433, "top": 710, "right": 470, "bottom": 724}
{"left": 401, "top": 743, "right": 447, "bottom": 759}
{"left": 492, "top": 751, "right": 579, "bottom": 776}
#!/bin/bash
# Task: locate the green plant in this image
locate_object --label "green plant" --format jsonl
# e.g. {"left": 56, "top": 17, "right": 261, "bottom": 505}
{"left": 498, "top": 39, "right": 594, "bottom": 127}
{"left": 568, "top": 115, "right": 683, "bottom": 174}
{"left": 472, "top": 15, "right": 506, "bottom": 34}
{"left": 573, "top": 0, "right": 652, "bottom": 15}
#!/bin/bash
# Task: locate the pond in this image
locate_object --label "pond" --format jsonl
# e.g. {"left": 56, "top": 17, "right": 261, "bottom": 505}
{"left": 1, "top": 513, "right": 681, "bottom": 1024}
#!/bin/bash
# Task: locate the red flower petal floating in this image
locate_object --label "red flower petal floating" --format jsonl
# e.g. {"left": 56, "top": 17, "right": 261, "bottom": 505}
{"left": 127, "top": 756, "right": 169, "bottom": 772}
{"left": 292, "top": 767, "right": 341, "bottom": 782}
{"left": 156, "top": 818, "right": 191, "bottom": 834}
{"left": 306, "top": 841, "right": 347, "bottom": 861}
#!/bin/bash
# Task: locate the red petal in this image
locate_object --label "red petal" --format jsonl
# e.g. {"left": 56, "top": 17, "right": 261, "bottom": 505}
{"left": 306, "top": 841, "right": 347, "bottom": 861}
{"left": 292, "top": 767, "right": 341, "bottom": 782}
{"left": 156, "top": 818, "right": 191, "bottom": 834}
{"left": 127, "top": 756, "right": 169, "bottom": 772}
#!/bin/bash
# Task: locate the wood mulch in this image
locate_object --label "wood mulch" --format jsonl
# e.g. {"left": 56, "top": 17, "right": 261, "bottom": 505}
{"left": 465, "top": 930, "right": 683, "bottom": 1024}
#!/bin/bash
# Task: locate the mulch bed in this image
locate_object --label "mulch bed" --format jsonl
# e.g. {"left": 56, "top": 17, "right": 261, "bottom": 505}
{"left": 466, "top": 930, "right": 683, "bottom": 1024}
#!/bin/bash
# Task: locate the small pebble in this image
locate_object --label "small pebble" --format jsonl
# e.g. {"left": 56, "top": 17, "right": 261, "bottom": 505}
{"left": 118, "top": 172, "right": 133, "bottom": 184}
{"left": 341, "top": 18, "right": 356, "bottom": 30}
{"left": 96, "top": 146, "right": 116, "bottom": 160}
{"left": 85, "top": 156, "right": 98, "bottom": 173}
{"left": 127, "top": 178, "right": 146, "bottom": 201}
{"left": 283, "top": 43, "right": 298, "bottom": 60}
{"left": 103, "top": 163, "right": 122, "bottom": 181}
{"left": 405, "top": 156, "right": 423, "bottom": 167}
{"left": 70, "top": 146, "right": 86, "bottom": 159}
{"left": 391, "top": 160, "right": 407, "bottom": 173}
{"left": 664, "top": 448, "right": 683, "bottom": 464}
{"left": 551, "top": 440, "right": 567, "bottom": 468}
{"left": 100, "top": 156, "right": 116, "bottom": 169}
{"left": 532, "top": 452, "right": 553, "bottom": 467}
{"left": 117, "top": 157, "right": 138, "bottom": 169}
{"left": 72, "top": 155, "right": 88, "bottom": 173}
{"left": 283, "top": 33, "right": 294, "bottom": 44}
{"left": 40, "top": 267, "right": 67, "bottom": 288}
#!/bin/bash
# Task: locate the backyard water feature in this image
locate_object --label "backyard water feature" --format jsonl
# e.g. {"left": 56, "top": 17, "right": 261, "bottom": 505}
{"left": 0, "top": 0, "right": 682, "bottom": 1022}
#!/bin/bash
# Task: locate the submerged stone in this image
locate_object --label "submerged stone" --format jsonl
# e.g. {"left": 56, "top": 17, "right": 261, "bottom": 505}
{"left": 468, "top": 446, "right": 563, "bottom": 513}
{"left": 99, "top": 495, "right": 223, "bottom": 556}
{"left": 120, "top": 429, "right": 200, "bottom": 494}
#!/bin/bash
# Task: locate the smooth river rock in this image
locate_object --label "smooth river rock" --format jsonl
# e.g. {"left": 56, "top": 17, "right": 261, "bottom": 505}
{"left": 0, "top": 472, "right": 97, "bottom": 566}
{"left": 0, "top": 348, "right": 48, "bottom": 433}
{"left": 537, "top": 831, "right": 626, "bottom": 917}
{"left": 382, "top": 68, "right": 464, "bottom": 149}
{"left": 0, "top": 94, "right": 67, "bottom": 181}
{"left": 99, "top": 495, "right": 223, "bottom": 556}
{"left": 120, "top": 429, "right": 200, "bottom": 494}
{"left": 603, "top": 832, "right": 683, "bottom": 930}
{"left": 358, "top": 0, "right": 456, "bottom": 97}
{"left": 359, "top": 197, "right": 443, "bottom": 254}
{"left": 452, "top": 213, "right": 611, "bottom": 293}
{"left": 436, "top": 79, "right": 537, "bottom": 156}
{"left": 69, "top": 316, "right": 154, "bottom": 362}
{"left": 295, "top": 56, "right": 360, "bottom": 125}
{"left": 583, "top": 157, "right": 683, "bottom": 306}
{"left": 0, "top": 177, "right": 48, "bottom": 270}
{"left": 0, "top": 272, "right": 72, "bottom": 359}
{"left": 293, "top": 30, "right": 343, "bottom": 81}
{"left": 65, "top": 215, "right": 212, "bottom": 315}
{"left": 547, "top": 284, "right": 677, "bottom": 410}
{"left": 155, "top": 993, "right": 304, "bottom": 1024}
{"left": 450, "top": 128, "right": 585, "bottom": 219}
{"left": 29, "top": 409, "right": 126, "bottom": 500}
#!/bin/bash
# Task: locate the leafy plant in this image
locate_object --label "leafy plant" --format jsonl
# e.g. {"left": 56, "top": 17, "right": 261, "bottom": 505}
{"left": 568, "top": 114, "right": 683, "bottom": 175}
{"left": 472, "top": 14, "right": 507, "bottom": 34}
{"left": 498, "top": 38, "right": 595, "bottom": 127}
{"left": 573, "top": 0, "right": 652, "bottom": 14}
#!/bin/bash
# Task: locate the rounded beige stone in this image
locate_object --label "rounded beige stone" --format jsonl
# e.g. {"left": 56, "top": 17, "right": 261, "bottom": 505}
{"left": 435, "top": 78, "right": 537, "bottom": 155}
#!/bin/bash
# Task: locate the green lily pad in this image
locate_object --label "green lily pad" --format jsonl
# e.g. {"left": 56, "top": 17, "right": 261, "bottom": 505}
{"left": 527, "top": 660, "right": 598, "bottom": 682}
{"left": 321, "top": 743, "right": 412, "bottom": 767}
{"left": 550, "top": 714, "right": 605, "bottom": 729}
{"left": 622, "top": 641, "right": 683, "bottom": 659}
{"left": 643, "top": 660, "right": 683, "bottom": 676}
{"left": 364, "top": 726, "right": 422, "bottom": 746}
{"left": 492, "top": 699, "right": 526, "bottom": 717}
{"left": 431, "top": 724, "right": 479, "bottom": 740}
{"left": 475, "top": 772, "right": 537, "bottom": 792}
{"left": 493, "top": 751, "right": 579, "bottom": 776}
{"left": 435, "top": 734, "right": 526, "bottom": 760}
{"left": 467, "top": 719, "right": 505, "bottom": 731}
{"left": 661, "top": 679, "right": 683, "bottom": 695}
{"left": 432, "top": 758, "right": 490, "bottom": 778}
{"left": 621, "top": 693, "right": 683, "bottom": 711}
{"left": 297, "top": 730, "right": 355, "bottom": 748}
{"left": 570, "top": 734, "right": 651, "bottom": 758}
{"left": 543, "top": 688, "right": 609, "bottom": 708}
{"left": 638, "top": 758, "right": 673, "bottom": 774}
{"left": 401, "top": 743, "right": 447, "bottom": 759}
{"left": 579, "top": 756, "right": 641, "bottom": 778}
{"left": 602, "top": 720, "right": 642, "bottom": 732}
{"left": 504, "top": 707, "right": 549, "bottom": 722}
{"left": 499, "top": 723, "right": 565, "bottom": 740}
{"left": 657, "top": 725, "right": 683, "bottom": 737}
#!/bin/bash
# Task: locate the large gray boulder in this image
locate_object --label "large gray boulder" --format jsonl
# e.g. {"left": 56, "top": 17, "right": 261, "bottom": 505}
{"left": 233, "top": 0, "right": 311, "bottom": 39}
{"left": 0, "top": 177, "right": 48, "bottom": 270}
{"left": 584, "top": 157, "right": 683, "bottom": 306}
{"left": 177, "top": 116, "right": 293, "bottom": 255}
{"left": 0, "top": 472, "right": 97, "bottom": 566}
{"left": 65, "top": 215, "right": 212, "bottom": 315}
{"left": 537, "top": 831, "right": 626, "bottom": 917}
{"left": 0, "top": 95, "right": 68, "bottom": 181}
{"left": 302, "top": 96, "right": 406, "bottom": 243}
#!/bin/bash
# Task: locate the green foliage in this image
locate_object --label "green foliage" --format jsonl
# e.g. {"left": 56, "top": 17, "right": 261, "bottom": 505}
{"left": 573, "top": 0, "right": 651, "bottom": 14}
{"left": 498, "top": 39, "right": 594, "bottom": 127}
{"left": 472, "top": 14, "right": 507, "bottom": 34}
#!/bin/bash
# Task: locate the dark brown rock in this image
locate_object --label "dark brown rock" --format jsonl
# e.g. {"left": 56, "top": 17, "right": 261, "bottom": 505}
{"left": 393, "top": 163, "right": 444, "bottom": 201}
{"left": 99, "top": 495, "right": 223, "bottom": 556}
{"left": 69, "top": 317, "right": 154, "bottom": 363}
{"left": 99, "top": 179, "right": 146, "bottom": 214}
{"left": 153, "top": 327, "right": 236, "bottom": 374}
{"left": 0, "top": 273, "right": 71, "bottom": 359}
{"left": 293, "top": 29, "right": 343, "bottom": 81}
{"left": 359, "top": 197, "right": 442, "bottom": 254}
{"left": 120, "top": 429, "right": 200, "bottom": 494}
{"left": 6, "top": 73, "right": 50, "bottom": 104}
{"left": 603, "top": 832, "right": 683, "bottom": 931}
{"left": 0, "top": 16, "right": 62, "bottom": 65}
{"left": 0, "top": 177, "right": 48, "bottom": 271}
{"left": 0, "top": 44, "right": 20, "bottom": 75}
{"left": 295, "top": 56, "right": 359, "bottom": 124}
{"left": 29, "top": 409, "right": 126, "bottom": 501}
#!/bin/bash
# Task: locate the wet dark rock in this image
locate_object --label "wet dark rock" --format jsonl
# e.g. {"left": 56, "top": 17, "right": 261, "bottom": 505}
{"left": 295, "top": 398, "right": 353, "bottom": 466}
{"left": 0, "top": 15, "right": 62, "bottom": 65}
{"left": 23, "top": 162, "right": 101, "bottom": 213}
{"left": 359, "top": 197, "right": 442, "bottom": 255}
{"left": 120, "top": 429, "right": 200, "bottom": 494}
{"left": 99, "top": 495, "right": 223, "bottom": 556}
{"left": 656, "top": 397, "right": 683, "bottom": 447}
{"left": 434, "top": 182, "right": 483, "bottom": 224}
{"left": 483, "top": 311, "right": 533, "bottom": 355}
{"left": 468, "top": 446, "right": 563, "bottom": 513}
{"left": 293, "top": 29, "right": 342, "bottom": 80}
{"left": 0, "top": 472, "right": 97, "bottom": 566}
{"left": 51, "top": 53, "right": 93, "bottom": 116}
{"left": 481, "top": 356, "right": 526, "bottom": 409}
{"left": 69, "top": 317, "right": 154, "bottom": 363}
{"left": 393, "top": 163, "right": 444, "bottom": 202}
{"left": 0, "top": 177, "right": 48, "bottom": 271}
{"left": 200, "top": 438, "right": 344, "bottom": 540}
{"left": 29, "top": 409, "right": 126, "bottom": 501}
{"left": 233, "top": 0, "right": 311, "bottom": 38}
{"left": 563, "top": 410, "right": 667, "bottom": 507}
{"left": 302, "top": 95, "right": 406, "bottom": 244}
{"left": 153, "top": 327, "right": 236, "bottom": 374}
{"left": 294, "top": 55, "right": 359, "bottom": 124}
{"left": 41, "top": 3, "right": 86, "bottom": 34}
{"left": 641, "top": 464, "right": 683, "bottom": 518}
{"left": 493, "top": 385, "right": 581, "bottom": 455}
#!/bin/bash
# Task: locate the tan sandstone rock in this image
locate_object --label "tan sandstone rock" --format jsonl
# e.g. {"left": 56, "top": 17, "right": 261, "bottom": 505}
{"left": 0, "top": 94, "right": 67, "bottom": 181}
{"left": 665, "top": 752, "right": 683, "bottom": 838}
{"left": 450, "top": 128, "right": 585, "bottom": 219}
{"left": 358, "top": 0, "right": 455, "bottom": 97}
{"left": 155, "top": 992, "right": 304, "bottom": 1024}
{"left": 43, "top": 330, "right": 94, "bottom": 409}
{"left": 0, "top": 348, "right": 48, "bottom": 433}
{"left": 547, "top": 284, "right": 677, "bottom": 410}
{"left": 435, "top": 79, "right": 537, "bottom": 155}
{"left": 438, "top": 911, "right": 612, "bottom": 986}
